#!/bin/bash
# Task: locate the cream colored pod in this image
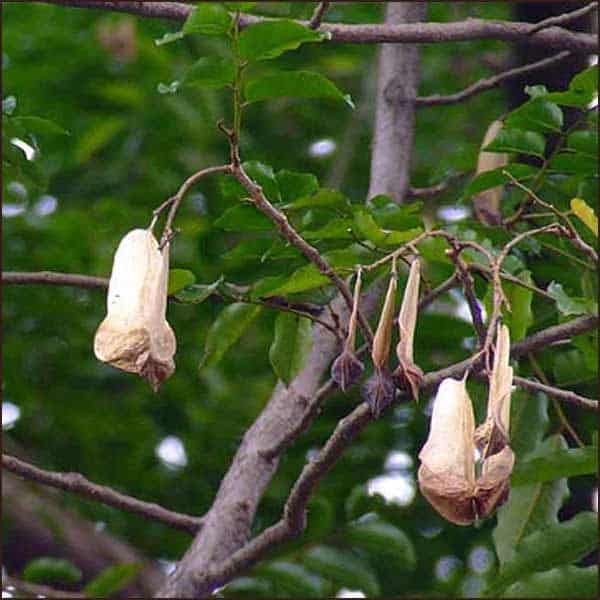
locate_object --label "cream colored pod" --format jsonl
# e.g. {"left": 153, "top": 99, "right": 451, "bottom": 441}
{"left": 94, "top": 228, "right": 176, "bottom": 391}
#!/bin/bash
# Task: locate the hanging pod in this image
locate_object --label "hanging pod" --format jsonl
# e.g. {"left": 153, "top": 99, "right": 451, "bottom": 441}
{"left": 418, "top": 324, "right": 514, "bottom": 525}
{"left": 94, "top": 228, "right": 176, "bottom": 391}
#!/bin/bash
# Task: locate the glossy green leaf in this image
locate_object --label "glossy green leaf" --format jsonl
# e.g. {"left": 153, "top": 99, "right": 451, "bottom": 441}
{"left": 546, "top": 65, "right": 598, "bottom": 107}
{"left": 483, "top": 128, "right": 545, "bottom": 158}
{"left": 223, "top": 576, "right": 273, "bottom": 597}
{"left": 12, "top": 116, "right": 69, "bottom": 136}
{"left": 200, "top": 303, "right": 262, "bottom": 368}
{"left": 547, "top": 281, "right": 598, "bottom": 316}
{"left": 493, "top": 435, "right": 570, "bottom": 566}
{"left": 23, "top": 557, "right": 82, "bottom": 586}
{"left": 303, "top": 545, "right": 380, "bottom": 597}
{"left": 168, "top": 269, "right": 196, "bottom": 295}
{"left": 269, "top": 313, "right": 313, "bottom": 384}
{"left": 183, "top": 56, "right": 235, "bottom": 89}
{"left": 505, "top": 99, "right": 563, "bottom": 133}
{"left": 155, "top": 30, "right": 185, "bottom": 46}
{"left": 512, "top": 445, "right": 597, "bottom": 485}
{"left": 174, "top": 277, "right": 224, "bottom": 304}
{"left": 567, "top": 130, "right": 598, "bottom": 158}
{"left": 502, "top": 566, "right": 598, "bottom": 598}
{"left": 224, "top": 2, "right": 258, "bottom": 10}
{"left": 239, "top": 20, "right": 326, "bottom": 61}
{"left": 183, "top": 3, "right": 232, "bottom": 36}
{"left": 284, "top": 188, "right": 347, "bottom": 211}
{"left": 353, "top": 209, "right": 422, "bottom": 247}
{"left": 549, "top": 152, "right": 597, "bottom": 175}
{"left": 346, "top": 517, "right": 416, "bottom": 572}
{"left": 215, "top": 204, "right": 274, "bottom": 231}
{"left": 303, "top": 219, "right": 353, "bottom": 240}
{"left": 84, "top": 563, "right": 142, "bottom": 597}
{"left": 503, "top": 270, "right": 534, "bottom": 341}
{"left": 245, "top": 70, "right": 354, "bottom": 108}
{"left": 244, "top": 161, "right": 281, "bottom": 203}
{"left": 276, "top": 170, "right": 319, "bottom": 202}
{"left": 262, "top": 264, "right": 329, "bottom": 296}
{"left": 463, "top": 163, "right": 537, "bottom": 199}
{"left": 489, "top": 512, "right": 598, "bottom": 594}
{"left": 259, "top": 561, "right": 328, "bottom": 597}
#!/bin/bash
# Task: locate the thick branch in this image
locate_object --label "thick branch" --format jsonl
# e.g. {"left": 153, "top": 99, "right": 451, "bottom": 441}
{"left": 2, "top": 454, "right": 204, "bottom": 535}
{"left": 33, "top": 1, "right": 598, "bottom": 53}
{"left": 367, "top": 2, "right": 427, "bottom": 203}
{"left": 2, "top": 271, "right": 108, "bottom": 289}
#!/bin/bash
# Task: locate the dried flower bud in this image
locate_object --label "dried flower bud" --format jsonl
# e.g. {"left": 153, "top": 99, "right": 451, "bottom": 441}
{"left": 331, "top": 350, "right": 365, "bottom": 392}
{"left": 371, "top": 268, "right": 397, "bottom": 370}
{"left": 392, "top": 259, "right": 423, "bottom": 401}
{"left": 94, "top": 228, "right": 176, "bottom": 391}
{"left": 418, "top": 364, "right": 515, "bottom": 526}
{"left": 473, "top": 120, "right": 508, "bottom": 226}
{"left": 362, "top": 367, "right": 395, "bottom": 418}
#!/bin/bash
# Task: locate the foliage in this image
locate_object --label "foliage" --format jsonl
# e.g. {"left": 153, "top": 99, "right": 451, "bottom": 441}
{"left": 3, "top": 2, "right": 597, "bottom": 598}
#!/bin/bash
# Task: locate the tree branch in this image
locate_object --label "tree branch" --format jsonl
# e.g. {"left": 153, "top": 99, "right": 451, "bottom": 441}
{"left": 527, "top": 1, "right": 598, "bottom": 35}
{"left": 2, "top": 271, "right": 108, "bottom": 289}
{"left": 33, "top": 1, "right": 598, "bottom": 53}
{"left": 416, "top": 51, "right": 571, "bottom": 107}
{"left": 511, "top": 375, "right": 597, "bottom": 411}
{"left": 367, "top": 2, "right": 427, "bottom": 204}
{"left": 2, "top": 454, "right": 204, "bottom": 535}
{"left": 3, "top": 575, "right": 84, "bottom": 599}
{"left": 308, "top": 1, "right": 330, "bottom": 30}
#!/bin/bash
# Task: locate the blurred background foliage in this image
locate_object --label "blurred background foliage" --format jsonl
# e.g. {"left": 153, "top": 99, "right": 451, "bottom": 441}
{"left": 2, "top": 2, "right": 597, "bottom": 598}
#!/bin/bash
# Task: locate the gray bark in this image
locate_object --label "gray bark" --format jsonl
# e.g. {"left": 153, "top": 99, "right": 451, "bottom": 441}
{"left": 368, "top": 2, "right": 428, "bottom": 204}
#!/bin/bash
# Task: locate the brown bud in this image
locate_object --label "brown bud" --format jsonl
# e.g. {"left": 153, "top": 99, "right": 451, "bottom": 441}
{"left": 392, "top": 259, "right": 423, "bottom": 401}
{"left": 331, "top": 350, "right": 365, "bottom": 392}
{"left": 371, "top": 268, "right": 397, "bottom": 370}
{"left": 362, "top": 367, "right": 395, "bottom": 418}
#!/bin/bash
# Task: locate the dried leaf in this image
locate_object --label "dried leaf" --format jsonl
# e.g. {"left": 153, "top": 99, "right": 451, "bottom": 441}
{"left": 371, "top": 272, "right": 397, "bottom": 370}
{"left": 331, "top": 350, "right": 364, "bottom": 392}
{"left": 362, "top": 367, "right": 395, "bottom": 417}
{"left": 94, "top": 229, "right": 176, "bottom": 391}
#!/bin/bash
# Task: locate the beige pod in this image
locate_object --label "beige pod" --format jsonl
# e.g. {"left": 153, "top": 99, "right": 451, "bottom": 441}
{"left": 94, "top": 228, "right": 176, "bottom": 391}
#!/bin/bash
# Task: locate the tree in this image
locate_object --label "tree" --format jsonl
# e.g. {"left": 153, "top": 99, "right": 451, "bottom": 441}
{"left": 3, "top": 2, "right": 598, "bottom": 598}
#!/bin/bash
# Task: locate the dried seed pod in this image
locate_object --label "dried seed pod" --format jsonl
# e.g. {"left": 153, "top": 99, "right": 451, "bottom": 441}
{"left": 371, "top": 267, "right": 397, "bottom": 370}
{"left": 473, "top": 120, "right": 508, "bottom": 226}
{"left": 362, "top": 367, "right": 395, "bottom": 418}
{"left": 94, "top": 228, "right": 176, "bottom": 391}
{"left": 392, "top": 259, "right": 423, "bottom": 401}
{"left": 331, "top": 270, "right": 365, "bottom": 391}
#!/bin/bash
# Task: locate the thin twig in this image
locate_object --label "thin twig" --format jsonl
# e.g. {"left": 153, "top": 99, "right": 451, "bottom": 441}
{"left": 416, "top": 51, "right": 571, "bottom": 106}
{"left": 528, "top": 2, "right": 598, "bottom": 35}
{"left": 2, "top": 454, "right": 204, "bottom": 535}
{"left": 309, "top": 1, "right": 330, "bottom": 29}
{"left": 3, "top": 575, "right": 84, "bottom": 599}
{"left": 2, "top": 271, "right": 108, "bottom": 289}
{"left": 417, "top": 271, "right": 461, "bottom": 310}
{"left": 512, "top": 375, "right": 597, "bottom": 413}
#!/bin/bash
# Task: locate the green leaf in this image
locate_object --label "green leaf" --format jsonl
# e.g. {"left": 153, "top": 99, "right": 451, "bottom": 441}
{"left": 284, "top": 188, "right": 347, "bottom": 211}
{"left": 259, "top": 561, "right": 328, "bottom": 597}
{"left": 223, "top": 576, "right": 273, "bottom": 597}
{"left": 489, "top": 512, "right": 598, "bottom": 594}
{"left": 571, "top": 197, "right": 598, "bottom": 236}
{"left": 545, "top": 66, "right": 598, "bottom": 108}
{"left": 200, "top": 303, "right": 262, "bottom": 368}
{"left": 262, "top": 264, "right": 329, "bottom": 296}
{"left": 346, "top": 517, "right": 417, "bottom": 572}
{"left": 493, "top": 435, "right": 570, "bottom": 566}
{"left": 23, "top": 557, "right": 82, "bottom": 586}
{"left": 239, "top": 20, "right": 326, "bottom": 61}
{"left": 505, "top": 99, "right": 563, "bottom": 133}
{"left": 502, "top": 566, "right": 598, "bottom": 598}
{"left": 549, "top": 152, "right": 597, "bottom": 175}
{"left": 303, "top": 545, "right": 380, "bottom": 597}
{"left": 483, "top": 128, "right": 545, "bottom": 158}
{"left": 512, "top": 445, "right": 598, "bottom": 485}
{"left": 174, "top": 277, "right": 224, "bottom": 304}
{"left": 276, "top": 170, "right": 319, "bottom": 202}
{"left": 570, "top": 64, "right": 598, "bottom": 94}
{"left": 524, "top": 85, "right": 548, "bottom": 99}
{"left": 183, "top": 57, "right": 235, "bottom": 89}
{"left": 245, "top": 70, "right": 354, "bottom": 108}
{"left": 224, "top": 2, "right": 258, "bottom": 10}
{"left": 352, "top": 209, "right": 422, "bottom": 246}
{"left": 503, "top": 270, "right": 534, "bottom": 341}
{"left": 463, "top": 164, "right": 537, "bottom": 200}
{"left": 168, "top": 269, "right": 196, "bottom": 295}
{"left": 3, "top": 95, "right": 16, "bottom": 115}
{"left": 567, "top": 131, "right": 598, "bottom": 158}
{"left": 547, "top": 281, "right": 598, "bottom": 316}
{"left": 269, "top": 313, "right": 313, "bottom": 384}
{"left": 74, "top": 117, "right": 127, "bottom": 164}
{"left": 12, "top": 116, "right": 70, "bottom": 136}
{"left": 84, "top": 563, "right": 142, "bottom": 597}
{"left": 244, "top": 161, "right": 281, "bottom": 203}
{"left": 303, "top": 219, "right": 353, "bottom": 240}
{"left": 183, "top": 3, "right": 232, "bottom": 36}
{"left": 215, "top": 204, "right": 274, "bottom": 231}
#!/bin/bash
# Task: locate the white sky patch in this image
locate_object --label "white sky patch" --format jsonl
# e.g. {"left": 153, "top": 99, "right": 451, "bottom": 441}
{"left": 11, "top": 137, "right": 36, "bottom": 161}
{"left": 2, "top": 401, "right": 21, "bottom": 430}
{"left": 384, "top": 450, "right": 413, "bottom": 471}
{"left": 34, "top": 195, "right": 58, "bottom": 216}
{"left": 435, "top": 555, "right": 462, "bottom": 581}
{"left": 592, "top": 487, "right": 598, "bottom": 513}
{"left": 468, "top": 546, "right": 493, "bottom": 574}
{"left": 337, "top": 589, "right": 366, "bottom": 598}
{"left": 367, "top": 472, "right": 416, "bottom": 506}
{"left": 309, "top": 138, "right": 337, "bottom": 158}
{"left": 156, "top": 435, "right": 188, "bottom": 470}
{"left": 438, "top": 205, "right": 470, "bottom": 223}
